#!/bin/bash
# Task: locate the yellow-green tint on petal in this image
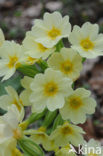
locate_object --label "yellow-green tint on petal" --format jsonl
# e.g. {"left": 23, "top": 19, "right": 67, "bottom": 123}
{"left": 13, "top": 99, "right": 21, "bottom": 112}
{"left": 19, "top": 121, "right": 29, "bottom": 131}
{"left": 38, "top": 43, "right": 48, "bottom": 52}
{"left": 48, "top": 26, "right": 61, "bottom": 40}
{"left": 38, "top": 126, "right": 46, "bottom": 132}
{"left": 27, "top": 56, "right": 37, "bottom": 64}
{"left": 60, "top": 60, "right": 73, "bottom": 74}
{"left": 12, "top": 148, "right": 23, "bottom": 156}
{"left": 69, "top": 96, "right": 83, "bottom": 109}
{"left": 13, "top": 128, "right": 22, "bottom": 140}
{"left": 44, "top": 81, "right": 58, "bottom": 96}
{"left": 35, "top": 133, "right": 47, "bottom": 140}
{"left": 7, "top": 55, "right": 18, "bottom": 68}
{"left": 80, "top": 38, "right": 94, "bottom": 51}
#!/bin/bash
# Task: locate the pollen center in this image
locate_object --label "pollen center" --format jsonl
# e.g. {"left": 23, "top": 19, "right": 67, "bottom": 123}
{"left": 61, "top": 126, "right": 73, "bottom": 135}
{"left": 80, "top": 38, "right": 94, "bottom": 51}
{"left": 38, "top": 43, "right": 48, "bottom": 52}
{"left": 44, "top": 81, "right": 58, "bottom": 96}
{"left": 60, "top": 60, "right": 73, "bottom": 74}
{"left": 48, "top": 26, "right": 61, "bottom": 40}
{"left": 7, "top": 56, "right": 18, "bottom": 68}
{"left": 69, "top": 96, "right": 83, "bottom": 109}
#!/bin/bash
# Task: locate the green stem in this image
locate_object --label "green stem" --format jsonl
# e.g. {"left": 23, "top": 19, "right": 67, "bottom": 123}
{"left": 37, "top": 60, "right": 48, "bottom": 72}
{"left": 82, "top": 57, "right": 86, "bottom": 63}
{"left": 19, "top": 110, "right": 47, "bottom": 130}
{"left": 55, "top": 40, "right": 64, "bottom": 52}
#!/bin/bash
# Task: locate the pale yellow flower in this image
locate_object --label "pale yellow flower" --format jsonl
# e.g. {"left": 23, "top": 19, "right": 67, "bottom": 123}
{"left": 30, "top": 127, "right": 58, "bottom": 152}
{"left": 50, "top": 122, "right": 85, "bottom": 147}
{"left": 0, "top": 105, "right": 22, "bottom": 145}
{"left": 85, "top": 139, "right": 103, "bottom": 156}
{"left": 0, "top": 28, "right": 5, "bottom": 47}
{"left": 0, "top": 86, "right": 24, "bottom": 122}
{"left": 69, "top": 22, "right": 103, "bottom": 58}
{"left": 20, "top": 76, "right": 34, "bottom": 106}
{"left": 30, "top": 68, "right": 73, "bottom": 113}
{"left": 47, "top": 48, "right": 82, "bottom": 81}
{"left": 0, "top": 41, "right": 25, "bottom": 81}
{"left": 55, "top": 144, "right": 77, "bottom": 156}
{"left": 60, "top": 88, "right": 96, "bottom": 124}
{"left": 31, "top": 11, "right": 71, "bottom": 48}
{"left": 23, "top": 31, "right": 55, "bottom": 59}
{"left": 0, "top": 138, "right": 16, "bottom": 156}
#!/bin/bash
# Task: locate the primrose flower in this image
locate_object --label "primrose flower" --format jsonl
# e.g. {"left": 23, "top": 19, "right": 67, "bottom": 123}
{"left": 47, "top": 48, "right": 82, "bottom": 81}
{"left": 20, "top": 76, "right": 34, "bottom": 106}
{"left": 30, "top": 127, "right": 58, "bottom": 152}
{"left": 84, "top": 139, "right": 103, "bottom": 156}
{"left": 0, "top": 86, "right": 24, "bottom": 122}
{"left": 55, "top": 144, "right": 77, "bottom": 156}
{"left": 30, "top": 68, "right": 73, "bottom": 113}
{"left": 0, "top": 105, "right": 23, "bottom": 146}
{"left": 31, "top": 11, "right": 71, "bottom": 48}
{"left": 69, "top": 22, "right": 103, "bottom": 58}
{"left": 23, "top": 31, "right": 55, "bottom": 59}
{"left": 60, "top": 88, "right": 96, "bottom": 124}
{"left": 0, "top": 41, "right": 25, "bottom": 81}
{"left": 0, "top": 138, "right": 23, "bottom": 156}
{"left": 0, "top": 28, "right": 5, "bottom": 47}
{"left": 50, "top": 122, "right": 84, "bottom": 147}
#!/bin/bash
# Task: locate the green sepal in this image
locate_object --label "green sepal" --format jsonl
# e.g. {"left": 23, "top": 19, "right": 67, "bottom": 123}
{"left": 37, "top": 59, "right": 48, "bottom": 72}
{"left": 42, "top": 110, "right": 57, "bottom": 128}
{"left": 52, "top": 114, "right": 64, "bottom": 131}
{"left": 55, "top": 40, "right": 64, "bottom": 52}
{"left": 18, "top": 137, "right": 45, "bottom": 156}
{"left": 17, "top": 64, "right": 40, "bottom": 78}
{"left": 20, "top": 110, "right": 47, "bottom": 130}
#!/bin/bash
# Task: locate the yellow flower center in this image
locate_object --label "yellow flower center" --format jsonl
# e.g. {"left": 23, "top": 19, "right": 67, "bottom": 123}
{"left": 27, "top": 56, "right": 37, "bottom": 64}
{"left": 48, "top": 26, "right": 61, "bottom": 40}
{"left": 13, "top": 99, "right": 21, "bottom": 112}
{"left": 13, "top": 128, "right": 22, "bottom": 140}
{"left": 69, "top": 96, "right": 83, "bottom": 109}
{"left": 61, "top": 125, "right": 73, "bottom": 135}
{"left": 38, "top": 43, "right": 48, "bottom": 52}
{"left": 44, "top": 81, "right": 58, "bottom": 96}
{"left": 60, "top": 60, "right": 73, "bottom": 74}
{"left": 12, "top": 148, "right": 23, "bottom": 156}
{"left": 7, "top": 56, "right": 18, "bottom": 68}
{"left": 80, "top": 38, "right": 94, "bottom": 51}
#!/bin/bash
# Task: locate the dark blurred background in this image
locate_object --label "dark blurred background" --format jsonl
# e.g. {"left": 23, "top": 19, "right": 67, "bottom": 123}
{"left": 0, "top": 0, "right": 103, "bottom": 149}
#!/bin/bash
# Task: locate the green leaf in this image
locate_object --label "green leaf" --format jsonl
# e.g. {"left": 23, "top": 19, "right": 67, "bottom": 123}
{"left": 0, "top": 74, "right": 22, "bottom": 96}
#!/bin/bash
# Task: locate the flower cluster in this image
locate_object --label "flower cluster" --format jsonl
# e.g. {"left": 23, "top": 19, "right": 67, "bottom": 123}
{"left": 0, "top": 11, "right": 102, "bottom": 156}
